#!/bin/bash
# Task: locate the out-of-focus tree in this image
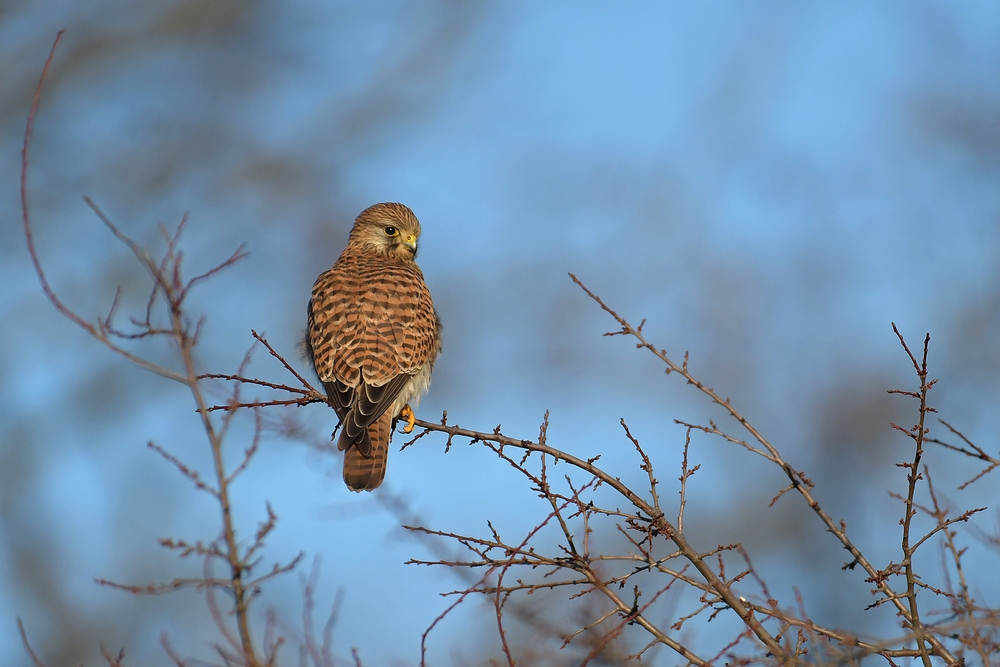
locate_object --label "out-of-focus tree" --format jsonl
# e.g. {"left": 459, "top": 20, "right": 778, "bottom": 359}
{"left": 5, "top": 3, "right": 1000, "bottom": 665}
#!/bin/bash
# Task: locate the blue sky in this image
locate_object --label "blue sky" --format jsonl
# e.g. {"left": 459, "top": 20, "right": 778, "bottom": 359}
{"left": 2, "top": 2, "right": 1000, "bottom": 665}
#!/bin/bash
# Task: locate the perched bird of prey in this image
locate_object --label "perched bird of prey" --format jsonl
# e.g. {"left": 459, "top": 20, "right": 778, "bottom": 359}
{"left": 306, "top": 203, "right": 441, "bottom": 491}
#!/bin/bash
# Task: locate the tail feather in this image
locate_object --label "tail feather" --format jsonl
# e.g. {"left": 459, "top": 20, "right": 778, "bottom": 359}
{"left": 342, "top": 411, "right": 392, "bottom": 491}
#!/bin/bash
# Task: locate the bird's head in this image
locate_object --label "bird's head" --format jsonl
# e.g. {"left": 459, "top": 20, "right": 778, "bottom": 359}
{"left": 348, "top": 202, "right": 422, "bottom": 260}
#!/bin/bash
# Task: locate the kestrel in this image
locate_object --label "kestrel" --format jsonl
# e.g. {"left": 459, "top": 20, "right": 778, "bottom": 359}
{"left": 306, "top": 203, "right": 441, "bottom": 491}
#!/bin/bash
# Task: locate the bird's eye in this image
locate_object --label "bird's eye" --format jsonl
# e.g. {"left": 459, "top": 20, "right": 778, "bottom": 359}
{"left": 384, "top": 226, "right": 398, "bottom": 237}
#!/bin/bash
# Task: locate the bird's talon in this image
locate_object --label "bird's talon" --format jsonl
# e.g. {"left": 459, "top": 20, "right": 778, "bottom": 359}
{"left": 400, "top": 405, "right": 416, "bottom": 433}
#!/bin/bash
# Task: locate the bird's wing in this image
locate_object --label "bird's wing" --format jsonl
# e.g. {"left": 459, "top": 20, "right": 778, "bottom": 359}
{"left": 327, "top": 373, "right": 412, "bottom": 454}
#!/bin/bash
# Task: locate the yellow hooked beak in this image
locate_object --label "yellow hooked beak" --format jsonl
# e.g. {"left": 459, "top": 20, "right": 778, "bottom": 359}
{"left": 403, "top": 234, "right": 418, "bottom": 252}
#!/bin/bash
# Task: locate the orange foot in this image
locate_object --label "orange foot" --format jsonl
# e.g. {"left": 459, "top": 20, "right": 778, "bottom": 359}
{"left": 399, "top": 404, "right": 416, "bottom": 433}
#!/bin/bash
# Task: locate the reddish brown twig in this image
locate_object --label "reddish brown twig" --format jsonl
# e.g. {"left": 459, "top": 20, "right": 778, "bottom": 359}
{"left": 21, "top": 30, "right": 283, "bottom": 665}
{"left": 17, "top": 618, "right": 48, "bottom": 667}
{"left": 567, "top": 273, "right": 961, "bottom": 665}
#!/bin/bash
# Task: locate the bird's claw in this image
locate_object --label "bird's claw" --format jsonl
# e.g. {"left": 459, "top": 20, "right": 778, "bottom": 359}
{"left": 400, "top": 404, "right": 416, "bottom": 433}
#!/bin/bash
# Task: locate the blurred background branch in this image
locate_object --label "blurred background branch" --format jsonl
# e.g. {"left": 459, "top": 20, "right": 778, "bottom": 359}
{"left": 5, "top": 2, "right": 1000, "bottom": 665}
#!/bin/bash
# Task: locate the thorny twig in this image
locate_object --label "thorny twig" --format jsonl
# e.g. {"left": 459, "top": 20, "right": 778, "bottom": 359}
{"left": 29, "top": 60, "right": 995, "bottom": 660}
{"left": 197, "top": 288, "right": 1000, "bottom": 664}
{"left": 20, "top": 31, "right": 297, "bottom": 666}
{"left": 200, "top": 276, "right": 1000, "bottom": 666}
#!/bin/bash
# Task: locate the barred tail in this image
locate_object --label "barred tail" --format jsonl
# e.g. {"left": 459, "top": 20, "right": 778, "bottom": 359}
{"left": 342, "top": 411, "right": 392, "bottom": 491}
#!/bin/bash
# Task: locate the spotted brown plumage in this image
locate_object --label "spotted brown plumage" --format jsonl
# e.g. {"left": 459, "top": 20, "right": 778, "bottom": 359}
{"left": 306, "top": 203, "right": 441, "bottom": 491}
